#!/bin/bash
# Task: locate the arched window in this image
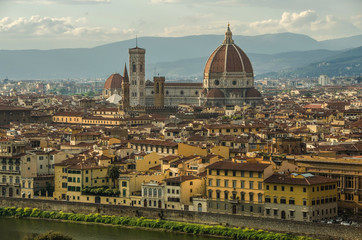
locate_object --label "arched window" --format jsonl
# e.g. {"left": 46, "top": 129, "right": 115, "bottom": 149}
{"left": 240, "top": 192, "right": 245, "bottom": 201}
{"left": 158, "top": 189, "right": 162, "bottom": 197}
{"left": 132, "top": 63, "right": 136, "bottom": 72}
{"left": 153, "top": 188, "right": 157, "bottom": 196}
{"left": 144, "top": 188, "right": 147, "bottom": 196}
{"left": 258, "top": 193, "right": 263, "bottom": 203}
{"left": 249, "top": 192, "right": 254, "bottom": 202}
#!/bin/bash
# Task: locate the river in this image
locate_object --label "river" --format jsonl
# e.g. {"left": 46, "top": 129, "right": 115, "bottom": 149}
{"left": 0, "top": 218, "right": 225, "bottom": 240}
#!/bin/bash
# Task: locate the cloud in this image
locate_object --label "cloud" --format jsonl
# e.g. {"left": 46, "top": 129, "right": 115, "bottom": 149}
{"left": 0, "top": 15, "right": 134, "bottom": 40}
{"left": 10, "top": 0, "right": 111, "bottom": 4}
{"left": 242, "top": 10, "right": 359, "bottom": 39}
{"left": 150, "top": 0, "right": 179, "bottom": 3}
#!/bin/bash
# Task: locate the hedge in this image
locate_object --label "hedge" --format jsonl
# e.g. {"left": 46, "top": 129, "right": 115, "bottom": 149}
{"left": 0, "top": 207, "right": 318, "bottom": 240}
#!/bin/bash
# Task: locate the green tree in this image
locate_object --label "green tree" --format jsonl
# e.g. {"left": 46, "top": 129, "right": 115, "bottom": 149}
{"left": 108, "top": 165, "right": 120, "bottom": 188}
{"left": 23, "top": 231, "right": 73, "bottom": 240}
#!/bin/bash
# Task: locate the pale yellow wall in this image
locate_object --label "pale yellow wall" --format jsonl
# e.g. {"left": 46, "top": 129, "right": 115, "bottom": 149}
{"left": 178, "top": 143, "right": 207, "bottom": 157}
{"left": 136, "top": 152, "right": 162, "bottom": 172}
{"left": 210, "top": 146, "right": 229, "bottom": 159}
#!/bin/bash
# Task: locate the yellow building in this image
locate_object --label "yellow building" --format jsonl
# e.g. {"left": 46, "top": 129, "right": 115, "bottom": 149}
{"left": 295, "top": 155, "right": 362, "bottom": 211}
{"left": 163, "top": 175, "right": 205, "bottom": 210}
{"left": 53, "top": 157, "right": 109, "bottom": 202}
{"left": 264, "top": 173, "right": 338, "bottom": 222}
{"left": 135, "top": 152, "right": 162, "bottom": 172}
{"left": 206, "top": 161, "right": 273, "bottom": 216}
{"left": 53, "top": 112, "right": 83, "bottom": 124}
{"left": 205, "top": 124, "right": 264, "bottom": 136}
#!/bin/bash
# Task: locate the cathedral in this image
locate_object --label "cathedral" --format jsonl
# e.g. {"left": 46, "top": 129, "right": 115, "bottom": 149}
{"left": 103, "top": 25, "right": 262, "bottom": 108}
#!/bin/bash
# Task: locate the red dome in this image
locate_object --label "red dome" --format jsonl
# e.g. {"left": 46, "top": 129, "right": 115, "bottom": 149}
{"left": 245, "top": 88, "right": 261, "bottom": 98}
{"left": 204, "top": 27, "right": 253, "bottom": 76}
{"left": 206, "top": 89, "right": 225, "bottom": 98}
{"left": 104, "top": 74, "right": 123, "bottom": 89}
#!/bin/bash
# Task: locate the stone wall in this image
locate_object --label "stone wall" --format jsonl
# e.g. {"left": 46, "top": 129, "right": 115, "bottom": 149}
{"left": 1, "top": 197, "right": 361, "bottom": 240}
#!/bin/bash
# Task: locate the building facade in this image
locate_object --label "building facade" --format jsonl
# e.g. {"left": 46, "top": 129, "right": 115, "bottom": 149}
{"left": 264, "top": 173, "right": 338, "bottom": 222}
{"left": 206, "top": 161, "right": 273, "bottom": 216}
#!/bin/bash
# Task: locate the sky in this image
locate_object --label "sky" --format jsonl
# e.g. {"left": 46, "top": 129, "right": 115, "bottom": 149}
{"left": 0, "top": 0, "right": 361, "bottom": 50}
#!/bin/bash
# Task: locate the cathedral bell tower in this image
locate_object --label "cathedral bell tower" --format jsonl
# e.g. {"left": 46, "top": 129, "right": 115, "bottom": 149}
{"left": 129, "top": 44, "right": 146, "bottom": 106}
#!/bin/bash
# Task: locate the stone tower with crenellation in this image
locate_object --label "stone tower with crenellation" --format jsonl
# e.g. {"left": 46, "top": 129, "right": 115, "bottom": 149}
{"left": 129, "top": 46, "right": 146, "bottom": 106}
{"left": 153, "top": 76, "right": 165, "bottom": 107}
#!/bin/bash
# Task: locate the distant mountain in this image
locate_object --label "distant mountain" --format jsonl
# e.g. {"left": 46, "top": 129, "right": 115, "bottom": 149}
{"left": 320, "top": 35, "right": 362, "bottom": 50}
{"left": 149, "top": 49, "right": 341, "bottom": 79}
{"left": 0, "top": 32, "right": 361, "bottom": 80}
{"left": 258, "top": 46, "right": 362, "bottom": 78}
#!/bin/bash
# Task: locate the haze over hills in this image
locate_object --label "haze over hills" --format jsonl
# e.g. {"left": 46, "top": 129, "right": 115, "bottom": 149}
{"left": 0, "top": 32, "right": 361, "bottom": 80}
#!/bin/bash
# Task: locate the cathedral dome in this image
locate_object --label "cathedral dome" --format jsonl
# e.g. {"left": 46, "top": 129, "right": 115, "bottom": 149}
{"left": 206, "top": 88, "right": 225, "bottom": 98}
{"left": 104, "top": 74, "right": 123, "bottom": 89}
{"left": 204, "top": 26, "right": 253, "bottom": 76}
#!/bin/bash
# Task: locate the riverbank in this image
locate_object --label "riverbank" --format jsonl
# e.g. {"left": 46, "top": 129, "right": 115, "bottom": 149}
{"left": 0, "top": 207, "right": 316, "bottom": 240}
{"left": 1, "top": 198, "right": 360, "bottom": 240}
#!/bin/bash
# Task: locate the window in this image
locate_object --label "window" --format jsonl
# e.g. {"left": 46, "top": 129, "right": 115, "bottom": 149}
{"left": 249, "top": 181, "right": 254, "bottom": 189}
{"left": 224, "top": 191, "right": 229, "bottom": 200}
{"left": 250, "top": 206, "right": 253, "bottom": 212}
{"left": 208, "top": 190, "right": 212, "bottom": 198}
{"left": 241, "top": 171, "right": 245, "bottom": 177}
{"left": 303, "top": 187, "right": 306, "bottom": 192}
{"left": 303, "top": 212, "right": 307, "bottom": 218}
{"left": 240, "top": 180, "right": 245, "bottom": 188}
{"left": 290, "top": 186, "right": 294, "bottom": 192}
{"left": 240, "top": 192, "right": 245, "bottom": 201}
{"left": 208, "top": 179, "right": 212, "bottom": 186}
{"left": 216, "top": 191, "right": 220, "bottom": 199}
{"left": 258, "top": 172, "right": 262, "bottom": 178}
{"left": 233, "top": 171, "right": 236, "bottom": 177}
{"left": 273, "top": 185, "right": 277, "bottom": 191}
{"left": 216, "top": 170, "right": 220, "bottom": 175}
{"left": 258, "top": 193, "right": 263, "bottom": 203}
{"left": 224, "top": 170, "right": 228, "bottom": 176}
{"left": 289, "top": 198, "right": 295, "bottom": 205}
{"left": 266, "top": 209, "right": 270, "bottom": 215}
{"left": 258, "top": 182, "right": 262, "bottom": 190}
{"left": 249, "top": 172, "right": 253, "bottom": 178}
{"left": 85, "top": 177, "right": 88, "bottom": 183}
{"left": 281, "top": 186, "right": 285, "bottom": 191}
{"left": 280, "top": 198, "right": 286, "bottom": 204}
{"left": 232, "top": 180, "right": 236, "bottom": 188}
{"left": 249, "top": 192, "right": 254, "bottom": 202}
{"left": 122, "top": 181, "right": 127, "bottom": 187}
{"left": 290, "top": 210, "right": 295, "bottom": 218}
{"left": 224, "top": 180, "right": 229, "bottom": 187}
{"left": 216, "top": 179, "right": 220, "bottom": 187}
{"left": 266, "top": 185, "right": 269, "bottom": 190}
{"left": 273, "top": 197, "right": 278, "bottom": 203}
{"left": 265, "top": 196, "right": 271, "bottom": 203}
{"left": 274, "top": 209, "right": 278, "bottom": 216}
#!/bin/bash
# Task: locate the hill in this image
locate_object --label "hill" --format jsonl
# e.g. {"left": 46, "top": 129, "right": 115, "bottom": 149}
{"left": 0, "top": 32, "right": 361, "bottom": 80}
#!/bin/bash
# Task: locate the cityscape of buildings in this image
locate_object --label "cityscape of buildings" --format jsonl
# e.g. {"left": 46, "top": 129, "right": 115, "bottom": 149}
{"left": 0, "top": 26, "right": 361, "bottom": 228}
